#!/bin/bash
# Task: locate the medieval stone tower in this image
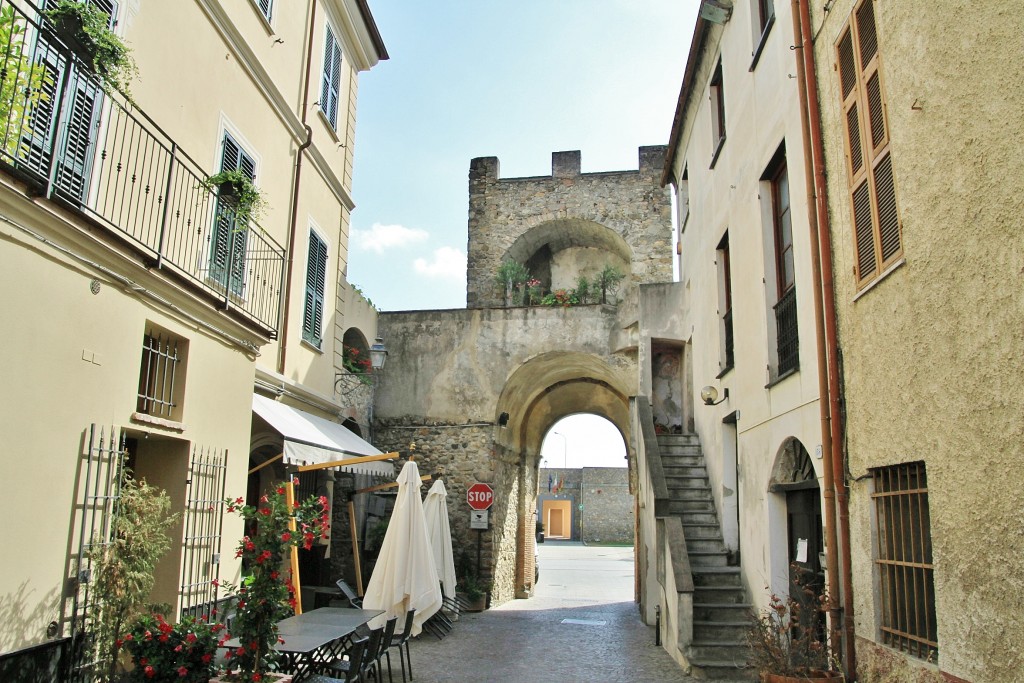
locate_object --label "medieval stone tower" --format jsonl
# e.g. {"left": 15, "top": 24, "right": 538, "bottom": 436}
{"left": 466, "top": 146, "right": 671, "bottom": 308}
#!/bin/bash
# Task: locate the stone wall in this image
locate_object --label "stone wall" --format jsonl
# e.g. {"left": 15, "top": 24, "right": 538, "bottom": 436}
{"left": 537, "top": 467, "right": 633, "bottom": 544}
{"left": 466, "top": 147, "right": 673, "bottom": 308}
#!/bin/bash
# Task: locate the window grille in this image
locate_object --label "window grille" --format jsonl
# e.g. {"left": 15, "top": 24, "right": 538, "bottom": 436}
{"left": 774, "top": 287, "right": 799, "bottom": 375}
{"left": 137, "top": 331, "right": 180, "bottom": 418}
{"left": 179, "top": 445, "right": 228, "bottom": 621}
{"left": 871, "top": 461, "right": 938, "bottom": 661}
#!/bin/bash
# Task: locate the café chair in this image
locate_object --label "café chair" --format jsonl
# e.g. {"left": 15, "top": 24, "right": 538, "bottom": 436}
{"left": 387, "top": 609, "right": 416, "bottom": 683}
{"left": 315, "top": 634, "right": 369, "bottom": 683}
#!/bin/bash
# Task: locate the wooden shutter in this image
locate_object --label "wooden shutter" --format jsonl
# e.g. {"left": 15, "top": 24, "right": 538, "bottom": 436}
{"left": 321, "top": 27, "right": 341, "bottom": 129}
{"left": 302, "top": 231, "right": 327, "bottom": 347}
{"left": 257, "top": 0, "right": 273, "bottom": 21}
{"left": 210, "top": 134, "right": 254, "bottom": 295}
{"left": 837, "top": 0, "right": 902, "bottom": 288}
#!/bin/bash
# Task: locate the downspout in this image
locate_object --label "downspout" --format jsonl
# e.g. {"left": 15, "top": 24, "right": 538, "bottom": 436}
{"left": 277, "top": 0, "right": 318, "bottom": 375}
{"left": 791, "top": 0, "right": 856, "bottom": 676}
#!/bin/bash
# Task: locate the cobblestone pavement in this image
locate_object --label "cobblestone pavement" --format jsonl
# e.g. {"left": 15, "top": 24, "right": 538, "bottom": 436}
{"left": 401, "top": 542, "right": 748, "bottom": 683}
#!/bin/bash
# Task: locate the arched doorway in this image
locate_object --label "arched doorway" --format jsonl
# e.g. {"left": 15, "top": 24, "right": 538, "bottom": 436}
{"left": 769, "top": 438, "right": 824, "bottom": 602}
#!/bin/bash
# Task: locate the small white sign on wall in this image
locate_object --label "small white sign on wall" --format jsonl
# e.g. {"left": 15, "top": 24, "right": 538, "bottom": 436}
{"left": 796, "top": 538, "right": 808, "bottom": 563}
{"left": 470, "top": 509, "right": 489, "bottom": 530}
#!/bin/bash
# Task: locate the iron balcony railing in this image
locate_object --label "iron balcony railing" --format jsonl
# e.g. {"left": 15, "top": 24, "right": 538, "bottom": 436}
{"left": 774, "top": 286, "right": 799, "bottom": 376}
{"left": 0, "top": 0, "right": 284, "bottom": 336}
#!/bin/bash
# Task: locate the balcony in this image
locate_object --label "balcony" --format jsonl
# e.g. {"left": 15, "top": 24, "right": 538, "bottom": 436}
{"left": 0, "top": 0, "right": 284, "bottom": 337}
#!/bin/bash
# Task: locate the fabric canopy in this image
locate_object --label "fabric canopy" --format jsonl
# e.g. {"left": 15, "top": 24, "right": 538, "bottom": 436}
{"left": 362, "top": 460, "right": 442, "bottom": 636}
{"left": 252, "top": 394, "right": 393, "bottom": 476}
{"left": 423, "top": 479, "right": 457, "bottom": 600}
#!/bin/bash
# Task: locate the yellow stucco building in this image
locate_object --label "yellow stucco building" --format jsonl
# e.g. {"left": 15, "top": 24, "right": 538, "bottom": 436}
{"left": 0, "top": 0, "right": 387, "bottom": 676}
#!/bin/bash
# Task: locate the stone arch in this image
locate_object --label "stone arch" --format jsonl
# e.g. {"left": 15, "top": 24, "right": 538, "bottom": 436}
{"left": 768, "top": 437, "right": 819, "bottom": 491}
{"left": 491, "top": 351, "right": 631, "bottom": 598}
{"left": 503, "top": 219, "right": 633, "bottom": 297}
{"left": 342, "top": 327, "right": 369, "bottom": 356}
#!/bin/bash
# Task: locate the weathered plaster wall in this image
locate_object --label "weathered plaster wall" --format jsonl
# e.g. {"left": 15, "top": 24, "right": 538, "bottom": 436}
{"left": 812, "top": 2, "right": 1024, "bottom": 681}
{"left": 466, "top": 147, "right": 672, "bottom": 308}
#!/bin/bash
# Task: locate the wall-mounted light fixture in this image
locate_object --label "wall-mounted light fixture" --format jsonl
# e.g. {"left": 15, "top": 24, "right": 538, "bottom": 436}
{"left": 498, "top": 412, "right": 510, "bottom": 427}
{"left": 700, "top": 385, "right": 729, "bottom": 406}
{"left": 699, "top": 0, "right": 733, "bottom": 24}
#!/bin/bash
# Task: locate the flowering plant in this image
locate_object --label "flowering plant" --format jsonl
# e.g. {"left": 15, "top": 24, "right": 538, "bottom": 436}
{"left": 120, "top": 613, "right": 220, "bottom": 682}
{"left": 219, "top": 480, "right": 331, "bottom": 680}
{"left": 341, "top": 345, "right": 373, "bottom": 385}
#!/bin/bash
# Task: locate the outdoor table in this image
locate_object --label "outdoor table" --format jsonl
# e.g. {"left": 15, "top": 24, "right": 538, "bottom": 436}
{"left": 224, "top": 607, "right": 383, "bottom": 681}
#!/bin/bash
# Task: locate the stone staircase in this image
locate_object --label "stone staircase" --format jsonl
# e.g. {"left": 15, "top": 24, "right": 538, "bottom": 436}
{"left": 658, "top": 434, "right": 753, "bottom": 680}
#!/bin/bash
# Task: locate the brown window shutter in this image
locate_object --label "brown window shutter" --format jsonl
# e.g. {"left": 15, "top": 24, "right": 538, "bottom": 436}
{"left": 839, "top": 32, "right": 857, "bottom": 99}
{"left": 856, "top": 0, "right": 878, "bottom": 63}
{"left": 874, "top": 153, "right": 901, "bottom": 262}
{"left": 846, "top": 103, "right": 864, "bottom": 174}
{"left": 852, "top": 181, "right": 877, "bottom": 280}
{"left": 866, "top": 72, "right": 887, "bottom": 149}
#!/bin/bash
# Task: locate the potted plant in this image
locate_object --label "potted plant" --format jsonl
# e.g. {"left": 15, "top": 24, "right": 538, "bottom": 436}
{"left": 457, "top": 575, "right": 489, "bottom": 613}
{"left": 120, "top": 613, "right": 221, "bottom": 682}
{"left": 204, "top": 169, "right": 268, "bottom": 225}
{"left": 593, "top": 264, "right": 624, "bottom": 304}
{"left": 43, "top": 0, "right": 137, "bottom": 98}
{"left": 535, "top": 519, "right": 545, "bottom": 544}
{"left": 216, "top": 479, "right": 331, "bottom": 682}
{"left": 494, "top": 260, "right": 530, "bottom": 306}
{"left": 0, "top": 6, "right": 50, "bottom": 156}
{"left": 747, "top": 569, "right": 841, "bottom": 682}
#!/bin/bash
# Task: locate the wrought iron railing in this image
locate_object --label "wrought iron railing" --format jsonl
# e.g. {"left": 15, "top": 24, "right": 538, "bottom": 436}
{"left": 722, "top": 307, "right": 734, "bottom": 371}
{"left": 774, "top": 286, "right": 799, "bottom": 375}
{"left": 0, "top": 0, "right": 284, "bottom": 336}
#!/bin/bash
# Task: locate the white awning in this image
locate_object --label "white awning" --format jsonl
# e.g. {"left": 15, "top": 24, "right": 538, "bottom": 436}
{"left": 252, "top": 394, "right": 394, "bottom": 476}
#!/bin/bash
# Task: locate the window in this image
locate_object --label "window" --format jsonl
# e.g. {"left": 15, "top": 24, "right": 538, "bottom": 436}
{"left": 749, "top": 0, "right": 775, "bottom": 70}
{"left": 302, "top": 229, "right": 328, "bottom": 349}
{"left": 837, "top": 0, "right": 902, "bottom": 288}
{"left": 137, "top": 325, "right": 187, "bottom": 422}
{"left": 765, "top": 147, "right": 798, "bottom": 376}
{"left": 210, "top": 133, "right": 255, "bottom": 295}
{"left": 321, "top": 25, "right": 342, "bottom": 130}
{"left": 756, "top": 0, "right": 774, "bottom": 33}
{"left": 871, "top": 462, "right": 938, "bottom": 661}
{"left": 254, "top": 0, "right": 273, "bottom": 22}
{"left": 709, "top": 61, "right": 726, "bottom": 165}
{"left": 717, "top": 232, "right": 734, "bottom": 372}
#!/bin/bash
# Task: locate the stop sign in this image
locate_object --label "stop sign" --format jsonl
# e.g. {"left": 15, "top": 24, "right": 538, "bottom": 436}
{"left": 467, "top": 483, "right": 494, "bottom": 510}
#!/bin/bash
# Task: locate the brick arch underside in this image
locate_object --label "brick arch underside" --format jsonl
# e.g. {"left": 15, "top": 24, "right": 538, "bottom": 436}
{"left": 491, "top": 351, "right": 631, "bottom": 600}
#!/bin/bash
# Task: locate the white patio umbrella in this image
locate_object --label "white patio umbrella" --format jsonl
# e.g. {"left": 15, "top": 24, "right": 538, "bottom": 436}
{"left": 362, "top": 460, "right": 442, "bottom": 636}
{"left": 423, "top": 479, "right": 457, "bottom": 599}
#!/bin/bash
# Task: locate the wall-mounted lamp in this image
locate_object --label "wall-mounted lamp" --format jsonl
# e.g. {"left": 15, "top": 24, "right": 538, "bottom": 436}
{"left": 700, "top": 385, "right": 729, "bottom": 406}
{"left": 699, "top": 0, "right": 733, "bottom": 24}
{"left": 498, "top": 412, "right": 510, "bottom": 427}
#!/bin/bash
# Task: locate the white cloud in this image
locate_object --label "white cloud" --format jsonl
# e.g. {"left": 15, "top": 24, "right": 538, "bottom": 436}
{"left": 413, "top": 247, "right": 467, "bottom": 280}
{"left": 351, "top": 222, "right": 429, "bottom": 254}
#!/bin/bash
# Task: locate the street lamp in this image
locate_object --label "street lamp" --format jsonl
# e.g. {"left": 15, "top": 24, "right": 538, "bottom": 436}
{"left": 551, "top": 431, "right": 567, "bottom": 469}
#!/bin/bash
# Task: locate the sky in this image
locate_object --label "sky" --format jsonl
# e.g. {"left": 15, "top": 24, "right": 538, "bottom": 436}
{"left": 347, "top": 0, "right": 698, "bottom": 312}
{"left": 539, "top": 414, "right": 628, "bottom": 469}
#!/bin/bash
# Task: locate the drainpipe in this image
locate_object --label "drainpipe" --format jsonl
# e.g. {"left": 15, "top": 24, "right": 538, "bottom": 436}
{"left": 791, "top": 0, "right": 856, "bottom": 676}
{"left": 277, "top": 0, "right": 318, "bottom": 375}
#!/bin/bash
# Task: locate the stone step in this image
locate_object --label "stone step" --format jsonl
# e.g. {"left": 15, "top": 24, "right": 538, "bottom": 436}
{"left": 665, "top": 476, "right": 711, "bottom": 489}
{"left": 693, "top": 619, "right": 750, "bottom": 641}
{"left": 688, "top": 640, "right": 750, "bottom": 662}
{"left": 669, "top": 486, "right": 713, "bottom": 500}
{"left": 693, "top": 602, "right": 753, "bottom": 622}
{"left": 656, "top": 434, "right": 701, "bottom": 446}
{"left": 688, "top": 550, "right": 730, "bottom": 567}
{"left": 682, "top": 523, "right": 723, "bottom": 540}
{"left": 688, "top": 657, "right": 756, "bottom": 681}
{"left": 660, "top": 453, "right": 704, "bottom": 464}
{"left": 680, "top": 511, "right": 719, "bottom": 525}
{"left": 694, "top": 586, "right": 749, "bottom": 605}
{"left": 686, "top": 537, "right": 727, "bottom": 553}
{"left": 664, "top": 499, "right": 715, "bottom": 514}
{"left": 663, "top": 465, "right": 709, "bottom": 477}
{"left": 692, "top": 567, "right": 742, "bottom": 588}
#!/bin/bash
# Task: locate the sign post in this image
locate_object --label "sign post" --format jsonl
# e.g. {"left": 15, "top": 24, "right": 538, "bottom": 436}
{"left": 467, "top": 483, "right": 494, "bottom": 582}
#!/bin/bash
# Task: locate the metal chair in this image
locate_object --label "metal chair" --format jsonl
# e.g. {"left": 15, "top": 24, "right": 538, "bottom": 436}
{"left": 387, "top": 608, "right": 416, "bottom": 683}
{"left": 371, "top": 616, "right": 398, "bottom": 682}
{"left": 335, "top": 579, "right": 363, "bottom": 608}
{"left": 317, "top": 634, "right": 370, "bottom": 683}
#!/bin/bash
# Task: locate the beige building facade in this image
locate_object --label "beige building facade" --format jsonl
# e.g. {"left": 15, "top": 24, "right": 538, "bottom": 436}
{"left": 654, "top": 0, "right": 831, "bottom": 674}
{"left": 812, "top": 1, "right": 1024, "bottom": 681}
{"left": 0, "top": 0, "right": 386, "bottom": 675}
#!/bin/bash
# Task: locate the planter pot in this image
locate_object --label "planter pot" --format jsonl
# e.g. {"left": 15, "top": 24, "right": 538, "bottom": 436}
{"left": 761, "top": 672, "right": 842, "bottom": 683}
{"left": 211, "top": 673, "right": 293, "bottom": 683}
{"left": 217, "top": 180, "right": 242, "bottom": 207}
{"left": 537, "top": 532, "right": 545, "bottom": 544}
{"left": 48, "top": 14, "right": 94, "bottom": 63}
{"left": 460, "top": 594, "right": 487, "bottom": 612}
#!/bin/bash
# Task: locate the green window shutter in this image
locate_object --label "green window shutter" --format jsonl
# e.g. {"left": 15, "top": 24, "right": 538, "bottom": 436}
{"left": 302, "top": 231, "right": 328, "bottom": 347}
{"left": 321, "top": 27, "right": 341, "bottom": 129}
{"left": 210, "top": 134, "right": 254, "bottom": 295}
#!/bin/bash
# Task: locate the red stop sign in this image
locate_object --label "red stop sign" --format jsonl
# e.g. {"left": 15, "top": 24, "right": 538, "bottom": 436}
{"left": 467, "top": 483, "right": 494, "bottom": 510}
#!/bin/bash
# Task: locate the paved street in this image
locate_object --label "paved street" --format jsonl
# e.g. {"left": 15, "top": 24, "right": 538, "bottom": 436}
{"left": 403, "top": 542, "right": 744, "bottom": 683}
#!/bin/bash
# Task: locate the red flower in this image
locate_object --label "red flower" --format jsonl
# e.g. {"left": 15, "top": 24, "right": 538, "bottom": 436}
{"left": 281, "top": 532, "right": 291, "bottom": 542}
{"left": 252, "top": 675, "right": 263, "bottom": 682}
{"left": 259, "top": 507, "right": 271, "bottom": 516}
{"left": 277, "top": 486, "right": 286, "bottom": 495}
{"left": 293, "top": 477, "right": 300, "bottom": 486}
{"left": 201, "top": 653, "right": 213, "bottom": 664}
{"left": 177, "top": 666, "right": 188, "bottom": 677}
{"left": 270, "top": 570, "right": 279, "bottom": 580}
{"left": 185, "top": 632, "right": 197, "bottom": 644}
{"left": 144, "top": 666, "right": 155, "bottom": 678}
{"left": 158, "top": 634, "right": 169, "bottom": 642}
